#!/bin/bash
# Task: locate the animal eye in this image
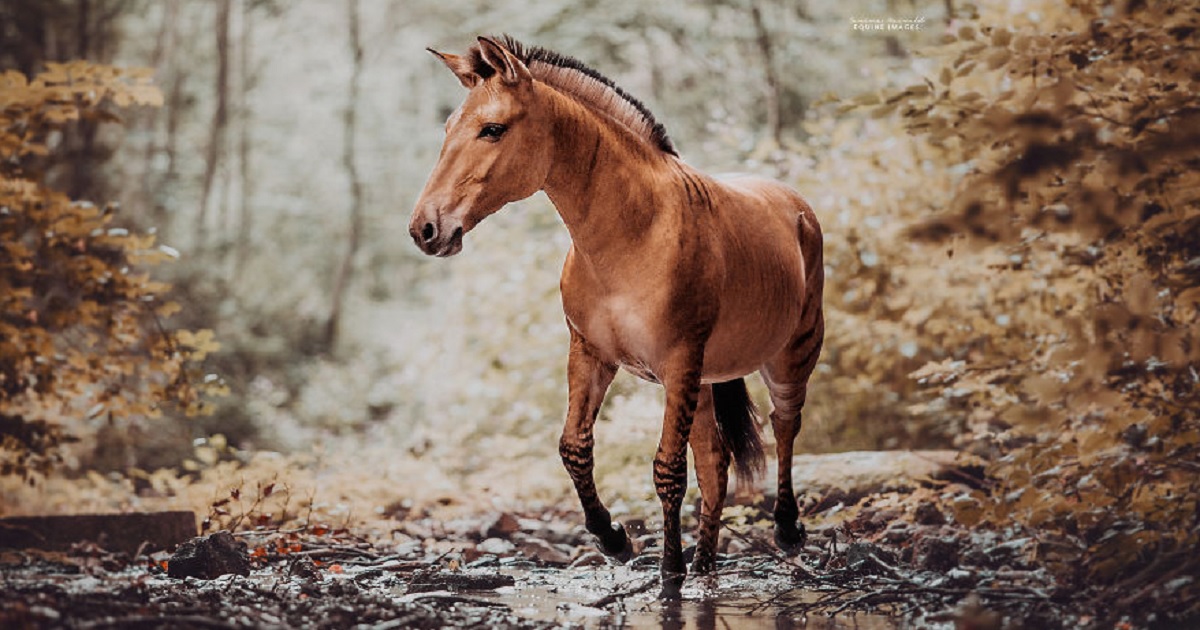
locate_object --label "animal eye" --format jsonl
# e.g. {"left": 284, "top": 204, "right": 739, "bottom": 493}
{"left": 478, "top": 123, "right": 508, "bottom": 141}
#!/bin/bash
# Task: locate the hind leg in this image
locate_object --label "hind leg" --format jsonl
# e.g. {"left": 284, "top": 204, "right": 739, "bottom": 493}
{"left": 688, "top": 385, "right": 731, "bottom": 575}
{"left": 761, "top": 310, "right": 824, "bottom": 552}
{"left": 560, "top": 331, "right": 627, "bottom": 557}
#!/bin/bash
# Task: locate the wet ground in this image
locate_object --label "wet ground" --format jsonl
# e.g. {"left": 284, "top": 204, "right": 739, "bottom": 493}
{"left": 0, "top": 545, "right": 897, "bottom": 629}
{"left": 0, "top": 497, "right": 1090, "bottom": 629}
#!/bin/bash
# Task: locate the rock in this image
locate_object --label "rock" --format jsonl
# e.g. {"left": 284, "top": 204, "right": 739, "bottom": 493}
{"left": 0, "top": 512, "right": 196, "bottom": 554}
{"left": 167, "top": 531, "right": 250, "bottom": 580}
{"left": 482, "top": 513, "right": 520, "bottom": 539}
{"left": 724, "top": 536, "right": 751, "bottom": 554}
{"left": 516, "top": 536, "right": 572, "bottom": 566}
{"left": 476, "top": 537, "right": 514, "bottom": 555}
{"left": 569, "top": 551, "right": 607, "bottom": 567}
{"left": 406, "top": 568, "right": 515, "bottom": 593}
{"left": 914, "top": 501, "right": 947, "bottom": 526}
{"left": 881, "top": 520, "right": 914, "bottom": 543}
{"left": 288, "top": 556, "right": 320, "bottom": 581}
{"left": 751, "top": 451, "right": 981, "bottom": 502}
{"left": 913, "top": 536, "right": 960, "bottom": 572}
{"left": 846, "top": 542, "right": 898, "bottom": 575}
{"left": 630, "top": 553, "right": 660, "bottom": 570}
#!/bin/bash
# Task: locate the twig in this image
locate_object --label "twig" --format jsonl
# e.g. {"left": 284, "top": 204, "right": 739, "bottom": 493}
{"left": 588, "top": 576, "right": 658, "bottom": 608}
{"left": 721, "top": 522, "right": 819, "bottom": 580}
{"left": 292, "top": 546, "right": 379, "bottom": 560}
{"left": 396, "top": 591, "right": 511, "bottom": 609}
{"left": 80, "top": 615, "right": 240, "bottom": 630}
{"left": 230, "top": 525, "right": 308, "bottom": 537}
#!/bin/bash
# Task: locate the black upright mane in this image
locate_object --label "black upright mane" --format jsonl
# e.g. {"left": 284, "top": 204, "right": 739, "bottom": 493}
{"left": 473, "top": 36, "right": 678, "bottom": 156}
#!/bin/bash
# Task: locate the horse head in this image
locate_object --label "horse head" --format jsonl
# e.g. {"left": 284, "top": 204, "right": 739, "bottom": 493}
{"left": 408, "top": 36, "right": 553, "bottom": 257}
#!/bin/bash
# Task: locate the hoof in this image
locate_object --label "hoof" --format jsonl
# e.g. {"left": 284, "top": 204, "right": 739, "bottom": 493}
{"left": 689, "top": 553, "right": 716, "bottom": 576}
{"left": 686, "top": 543, "right": 717, "bottom": 575}
{"left": 595, "top": 522, "right": 632, "bottom": 562}
{"left": 774, "top": 521, "right": 807, "bottom": 553}
{"left": 659, "top": 571, "right": 685, "bottom": 600}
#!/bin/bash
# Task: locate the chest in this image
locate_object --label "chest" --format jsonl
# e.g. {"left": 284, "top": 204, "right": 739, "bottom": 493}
{"left": 560, "top": 248, "right": 691, "bottom": 380}
{"left": 564, "top": 287, "right": 663, "bottom": 377}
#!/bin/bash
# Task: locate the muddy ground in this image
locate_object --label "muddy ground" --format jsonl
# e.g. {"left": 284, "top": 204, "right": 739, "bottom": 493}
{"left": 1, "top": 496, "right": 1097, "bottom": 630}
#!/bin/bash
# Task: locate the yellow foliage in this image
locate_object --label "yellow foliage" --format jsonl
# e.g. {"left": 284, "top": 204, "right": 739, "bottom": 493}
{"left": 792, "top": 0, "right": 1197, "bottom": 615}
{"left": 811, "top": 0, "right": 1200, "bottom": 612}
{"left": 0, "top": 62, "right": 222, "bottom": 479}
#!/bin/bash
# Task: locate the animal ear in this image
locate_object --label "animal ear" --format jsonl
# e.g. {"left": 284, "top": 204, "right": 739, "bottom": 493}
{"left": 427, "top": 48, "right": 479, "bottom": 88}
{"left": 476, "top": 36, "right": 530, "bottom": 86}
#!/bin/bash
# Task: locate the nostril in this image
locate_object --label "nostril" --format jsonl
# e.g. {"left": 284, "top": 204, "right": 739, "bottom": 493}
{"left": 451, "top": 226, "right": 463, "bottom": 241}
{"left": 421, "top": 222, "right": 436, "bottom": 242}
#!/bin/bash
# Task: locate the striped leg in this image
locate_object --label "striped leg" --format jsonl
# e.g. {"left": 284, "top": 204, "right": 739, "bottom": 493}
{"left": 688, "top": 385, "right": 731, "bottom": 575}
{"left": 762, "top": 309, "right": 824, "bottom": 552}
{"left": 559, "top": 331, "right": 626, "bottom": 557}
{"left": 655, "top": 351, "right": 704, "bottom": 598}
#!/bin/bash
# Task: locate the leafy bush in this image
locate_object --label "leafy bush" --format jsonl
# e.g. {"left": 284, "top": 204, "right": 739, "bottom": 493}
{"left": 815, "top": 0, "right": 1199, "bottom": 620}
{"left": 762, "top": 0, "right": 1200, "bottom": 621}
{"left": 0, "top": 62, "right": 225, "bottom": 479}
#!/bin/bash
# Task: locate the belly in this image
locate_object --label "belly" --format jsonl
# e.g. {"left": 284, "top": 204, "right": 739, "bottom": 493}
{"left": 562, "top": 269, "right": 803, "bottom": 385}
{"left": 564, "top": 291, "right": 665, "bottom": 381}
{"left": 700, "top": 305, "right": 799, "bottom": 382}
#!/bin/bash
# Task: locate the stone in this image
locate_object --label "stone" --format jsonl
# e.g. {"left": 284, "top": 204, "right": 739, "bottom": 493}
{"left": 516, "top": 536, "right": 572, "bottom": 565}
{"left": 846, "top": 542, "right": 898, "bottom": 575}
{"left": 167, "top": 531, "right": 250, "bottom": 580}
{"left": 784, "top": 450, "right": 979, "bottom": 498}
{"left": 569, "top": 551, "right": 607, "bottom": 567}
{"left": 406, "top": 568, "right": 515, "bottom": 593}
{"left": 914, "top": 501, "right": 947, "bottom": 526}
{"left": 476, "top": 537, "right": 514, "bottom": 555}
{"left": 288, "top": 556, "right": 320, "bottom": 581}
{"left": 482, "top": 513, "right": 520, "bottom": 539}
{"left": 913, "top": 535, "right": 960, "bottom": 572}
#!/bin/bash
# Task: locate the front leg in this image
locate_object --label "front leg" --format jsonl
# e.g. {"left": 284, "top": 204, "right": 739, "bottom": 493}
{"left": 559, "top": 331, "right": 627, "bottom": 557}
{"left": 655, "top": 349, "right": 705, "bottom": 598}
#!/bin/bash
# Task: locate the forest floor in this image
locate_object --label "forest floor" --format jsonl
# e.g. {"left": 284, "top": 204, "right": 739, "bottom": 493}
{"left": 0, "top": 453, "right": 1105, "bottom": 628}
{"left": 0, "top": 509, "right": 1070, "bottom": 630}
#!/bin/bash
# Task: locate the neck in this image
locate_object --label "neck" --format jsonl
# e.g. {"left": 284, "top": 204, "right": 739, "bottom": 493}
{"left": 538, "top": 83, "right": 672, "bottom": 262}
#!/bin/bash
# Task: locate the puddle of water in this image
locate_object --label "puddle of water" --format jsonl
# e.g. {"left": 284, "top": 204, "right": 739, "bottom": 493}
{"left": 477, "top": 567, "right": 899, "bottom": 629}
{"left": 607, "top": 597, "right": 896, "bottom": 630}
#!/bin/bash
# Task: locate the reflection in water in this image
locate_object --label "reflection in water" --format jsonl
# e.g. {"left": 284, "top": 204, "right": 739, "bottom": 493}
{"left": 658, "top": 597, "right": 712, "bottom": 630}
{"left": 644, "top": 594, "right": 895, "bottom": 629}
{"left": 474, "top": 568, "right": 896, "bottom": 629}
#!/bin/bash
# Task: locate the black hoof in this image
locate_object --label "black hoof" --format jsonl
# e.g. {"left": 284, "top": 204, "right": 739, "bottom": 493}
{"left": 774, "top": 520, "right": 807, "bottom": 553}
{"left": 659, "top": 571, "right": 685, "bottom": 600}
{"left": 685, "top": 542, "right": 717, "bottom": 574}
{"left": 690, "top": 553, "right": 716, "bottom": 576}
{"left": 595, "top": 522, "right": 632, "bottom": 562}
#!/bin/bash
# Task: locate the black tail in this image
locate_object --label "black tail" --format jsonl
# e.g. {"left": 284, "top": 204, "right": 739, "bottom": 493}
{"left": 711, "top": 378, "right": 765, "bottom": 487}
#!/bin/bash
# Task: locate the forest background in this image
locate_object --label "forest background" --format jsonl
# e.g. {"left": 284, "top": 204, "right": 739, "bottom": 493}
{"left": 1, "top": 0, "right": 1197, "bottom": 622}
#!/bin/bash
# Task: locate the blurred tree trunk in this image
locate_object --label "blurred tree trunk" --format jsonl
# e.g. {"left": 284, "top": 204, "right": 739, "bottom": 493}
{"left": 164, "top": 69, "right": 184, "bottom": 215}
{"left": 68, "top": 0, "right": 98, "bottom": 199}
{"left": 0, "top": 0, "right": 64, "bottom": 74}
{"left": 65, "top": 0, "right": 126, "bottom": 201}
{"left": 0, "top": 0, "right": 131, "bottom": 208}
{"left": 234, "top": 0, "right": 254, "bottom": 274}
{"left": 749, "top": 0, "right": 783, "bottom": 149}
{"left": 197, "top": 0, "right": 231, "bottom": 246}
{"left": 140, "top": 0, "right": 179, "bottom": 231}
{"left": 323, "top": 0, "right": 365, "bottom": 353}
